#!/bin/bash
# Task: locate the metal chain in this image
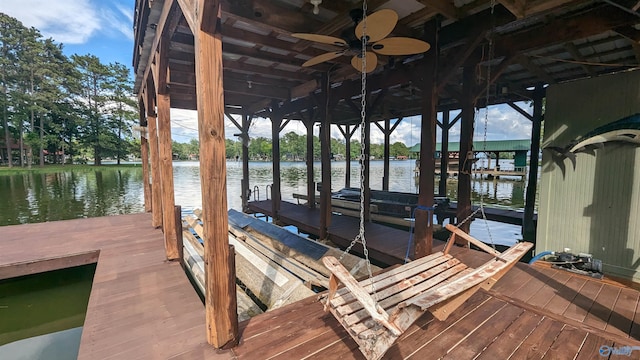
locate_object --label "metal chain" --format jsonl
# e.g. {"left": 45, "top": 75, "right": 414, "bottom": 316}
{"left": 339, "top": 0, "right": 377, "bottom": 300}
{"left": 456, "top": 0, "right": 496, "bottom": 251}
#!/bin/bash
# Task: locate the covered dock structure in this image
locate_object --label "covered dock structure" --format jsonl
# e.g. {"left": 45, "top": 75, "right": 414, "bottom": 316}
{"left": 130, "top": 0, "right": 640, "bottom": 354}
{"left": 410, "top": 139, "right": 531, "bottom": 180}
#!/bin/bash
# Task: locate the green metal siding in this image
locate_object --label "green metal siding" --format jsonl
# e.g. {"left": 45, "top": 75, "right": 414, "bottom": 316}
{"left": 514, "top": 151, "right": 527, "bottom": 167}
{"left": 538, "top": 69, "right": 640, "bottom": 282}
{"left": 410, "top": 139, "right": 530, "bottom": 153}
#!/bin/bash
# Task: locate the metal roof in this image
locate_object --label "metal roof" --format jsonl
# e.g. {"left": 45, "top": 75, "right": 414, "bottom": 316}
{"left": 409, "top": 139, "right": 531, "bottom": 152}
{"left": 133, "top": 0, "right": 640, "bottom": 126}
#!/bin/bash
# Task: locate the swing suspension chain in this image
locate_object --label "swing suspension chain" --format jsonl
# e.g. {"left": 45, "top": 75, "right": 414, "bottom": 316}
{"left": 455, "top": 0, "right": 496, "bottom": 251}
{"left": 340, "top": 0, "right": 378, "bottom": 300}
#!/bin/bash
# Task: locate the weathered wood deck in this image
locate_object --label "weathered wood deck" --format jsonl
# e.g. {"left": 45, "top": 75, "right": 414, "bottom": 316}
{"left": 2, "top": 213, "right": 639, "bottom": 359}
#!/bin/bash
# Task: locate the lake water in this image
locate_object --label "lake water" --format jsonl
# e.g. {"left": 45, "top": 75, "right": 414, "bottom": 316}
{"left": 1, "top": 159, "right": 530, "bottom": 245}
{"left": 0, "top": 264, "right": 95, "bottom": 360}
{"left": 0, "top": 159, "right": 530, "bottom": 358}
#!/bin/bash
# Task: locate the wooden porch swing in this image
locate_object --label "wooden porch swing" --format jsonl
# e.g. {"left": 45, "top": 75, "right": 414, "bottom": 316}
{"left": 321, "top": 225, "right": 532, "bottom": 360}
{"left": 319, "top": 3, "right": 531, "bottom": 358}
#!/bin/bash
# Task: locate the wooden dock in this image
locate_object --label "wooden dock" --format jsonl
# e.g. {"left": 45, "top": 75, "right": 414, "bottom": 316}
{"left": 2, "top": 214, "right": 639, "bottom": 359}
{"left": 246, "top": 200, "right": 424, "bottom": 266}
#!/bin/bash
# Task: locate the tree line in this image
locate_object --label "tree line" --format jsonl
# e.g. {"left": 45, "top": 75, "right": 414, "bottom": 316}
{"left": 0, "top": 13, "right": 137, "bottom": 167}
{"left": 171, "top": 131, "right": 412, "bottom": 161}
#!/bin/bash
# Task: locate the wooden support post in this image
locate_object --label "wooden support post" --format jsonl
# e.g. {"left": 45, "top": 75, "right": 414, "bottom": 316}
{"left": 241, "top": 113, "right": 251, "bottom": 212}
{"left": 319, "top": 73, "right": 332, "bottom": 239}
{"left": 139, "top": 100, "right": 152, "bottom": 213}
{"left": 363, "top": 118, "right": 371, "bottom": 222}
{"left": 304, "top": 112, "right": 316, "bottom": 209}
{"left": 146, "top": 93, "right": 163, "bottom": 229}
{"left": 156, "top": 91, "right": 179, "bottom": 260}
{"left": 457, "top": 65, "right": 477, "bottom": 235}
{"left": 523, "top": 85, "right": 544, "bottom": 242}
{"left": 344, "top": 125, "right": 352, "bottom": 189}
{"left": 339, "top": 124, "right": 358, "bottom": 189}
{"left": 415, "top": 18, "right": 439, "bottom": 258}
{"left": 194, "top": 2, "right": 239, "bottom": 348}
{"left": 270, "top": 103, "right": 282, "bottom": 222}
{"left": 439, "top": 110, "right": 450, "bottom": 196}
{"left": 382, "top": 118, "right": 391, "bottom": 191}
{"left": 174, "top": 205, "right": 184, "bottom": 268}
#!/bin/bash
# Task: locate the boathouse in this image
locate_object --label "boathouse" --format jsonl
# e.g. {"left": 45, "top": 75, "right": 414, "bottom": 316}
{"left": 3, "top": 0, "right": 625, "bottom": 357}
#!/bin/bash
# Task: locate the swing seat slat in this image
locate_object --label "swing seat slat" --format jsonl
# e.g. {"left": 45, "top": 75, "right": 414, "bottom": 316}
{"left": 321, "top": 224, "right": 533, "bottom": 360}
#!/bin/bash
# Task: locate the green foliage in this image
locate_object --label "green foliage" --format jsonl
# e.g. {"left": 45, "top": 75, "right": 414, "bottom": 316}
{"left": 171, "top": 132, "right": 410, "bottom": 162}
{"left": 0, "top": 14, "right": 139, "bottom": 167}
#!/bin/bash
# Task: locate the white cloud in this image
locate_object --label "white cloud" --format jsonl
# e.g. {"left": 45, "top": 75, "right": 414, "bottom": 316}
{"left": 101, "top": 5, "right": 134, "bottom": 41}
{"left": 0, "top": 0, "right": 132, "bottom": 44}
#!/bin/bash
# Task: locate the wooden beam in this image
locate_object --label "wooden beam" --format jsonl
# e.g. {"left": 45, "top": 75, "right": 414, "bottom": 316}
{"left": 415, "top": 18, "right": 439, "bottom": 258}
{"left": 146, "top": 91, "right": 163, "bottom": 229}
{"left": 417, "top": 0, "right": 459, "bottom": 19}
{"left": 223, "top": 61, "right": 313, "bottom": 82}
{"left": 221, "top": 0, "right": 324, "bottom": 35}
{"left": 194, "top": 2, "right": 238, "bottom": 348}
{"left": 139, "top": 0, "right": 177, "bottom": 97}
{"left": 224, "top": 77, "right": 290, "bottom": 100}
{"left": 615, "top": 26, "right": 640, "bottom": 43}
{"left": 437, "top": 31, "right": 486, "bottom": 92}
{"left": 139, "top": 100, "right": 152, "bottom": 213}
{"left": 564, "top": 41, "right": 596, "bottom": 76}
{"left": 522, "top": 85, "right": 544, "bottom": 242}
{"left": 302, "top": 111, "right": 316, "bottom": 209}
{"left": 456, "top": 65, "right": 476, "bottom": 234}
{"left": 498, "top": 0, "right": 525, "bottom": 18}
{"left": 439, "top": 110, "right": 449, "bottom": 196}
{"left": 199, "top": 0, "right": 220, "bottom": 34}
{"left": 516, "top": 55, "right": 556, "bottom": 85}
{"left": 270, "top": 101, "right": 282, "bottom": 221}
{"left": 507, "top": 101, "right": 533, "bottom": 121}
{"left": 177, "top": 0, "right": 197, "bottom": 33}
{"left": 241, "top": 113, "right": 252, "bottom": 212}
{"left": 156, "top": 88, "right": 179, "bottom": 260}
{"left": 495, "top": 6, "right": 639, "bottom": 56}
{"left": 319, "top": 72, "right": 332, "bottom": 239}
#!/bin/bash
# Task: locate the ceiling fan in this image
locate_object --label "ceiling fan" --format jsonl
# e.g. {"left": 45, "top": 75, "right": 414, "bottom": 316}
{"left": 292, "top": 8, "right": 430, "bottom": 73}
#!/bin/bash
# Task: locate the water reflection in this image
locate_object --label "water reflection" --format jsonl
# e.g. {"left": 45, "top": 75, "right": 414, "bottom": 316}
{"left": 0, "top": 169, "right": 144, "bottom": 226}
{"left": 1, "top": 161, "right": 530, "bottom": 242}
{"left": 174, "top": 159, "right": 528, "bottom": 213}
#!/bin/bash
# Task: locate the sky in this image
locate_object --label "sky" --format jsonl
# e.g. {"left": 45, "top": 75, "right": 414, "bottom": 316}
{"left": 0, "top": 0, "right": 534, "bottom": 146}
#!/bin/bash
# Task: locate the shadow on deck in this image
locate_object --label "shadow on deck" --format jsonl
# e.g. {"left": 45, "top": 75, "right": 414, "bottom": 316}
{"left": 1, "top": 214, "right": 638, "bottom": 359}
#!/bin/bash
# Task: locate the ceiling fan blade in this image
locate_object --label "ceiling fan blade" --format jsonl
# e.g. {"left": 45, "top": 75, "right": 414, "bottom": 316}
{"left": 371, "top": 37, "right": 431, "bottom": 56}
{"left": 291, "top": 33, "right": 347, "bottom": 46}
{"left": 351, "top": 52, "right": 378, "bottom": 73}
{"left": 355, "top": 9, "right": 398, "bottom": 43}
{"left": 302, "top": 51, "right": 344, "bottom": 67}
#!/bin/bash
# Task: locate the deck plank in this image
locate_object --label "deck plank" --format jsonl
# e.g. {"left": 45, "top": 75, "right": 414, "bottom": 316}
{"left": 583, "top": 283, "right": 622, "bottom": 330}
{"left": 2, "top": 213, "right": 640, "bottom": 360}
{"left": 541, "top": 325, "right": 588, "bottom": 360}
{"left": 509, "top": 317, "right": 565, "bottom": 359}
{"left": 605, "top": 287, "right": 640, "bottom": 337}
{"left": 475, "top": 310, "right": 543, "bottom": 360}
{"left": 441, "top": 303, "right": 524, "bottom": 359}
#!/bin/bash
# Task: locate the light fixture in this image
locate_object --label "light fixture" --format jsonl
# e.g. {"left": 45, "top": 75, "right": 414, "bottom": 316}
{"left": 310, "top": 0, "right": 322, "bottom": 15}
{"left": 247, "top": 80, "right": 252, "bottom": 89}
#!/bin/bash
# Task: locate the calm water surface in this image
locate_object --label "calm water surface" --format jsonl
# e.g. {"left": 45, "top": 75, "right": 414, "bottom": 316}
{"left": 1, "top": 160, "right": 530, "bottom": 243}
{"left": 0, "top": 159, "right": 530, "bottom": 358}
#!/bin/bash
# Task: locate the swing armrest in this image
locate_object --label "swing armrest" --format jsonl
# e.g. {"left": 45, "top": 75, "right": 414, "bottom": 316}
{"left": 445, "top": 224, "right": 502, "bottom": 258}
{"left": 322, "top": 256, "right": 403, "bottom": 336}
